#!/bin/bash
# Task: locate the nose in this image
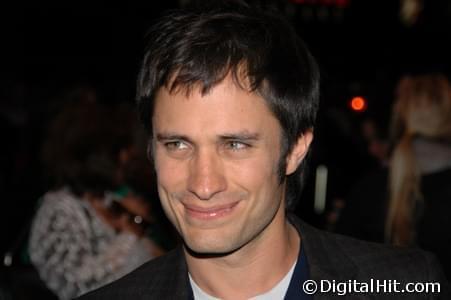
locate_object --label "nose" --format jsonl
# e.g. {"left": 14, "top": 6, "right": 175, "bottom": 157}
{"left": 187, "top": 149, "right": 227, "bottom": 200}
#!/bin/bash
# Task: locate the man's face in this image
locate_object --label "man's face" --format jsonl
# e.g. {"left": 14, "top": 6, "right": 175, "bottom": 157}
{"left": 152, "top": 77, "right": 289, "bottom": 254}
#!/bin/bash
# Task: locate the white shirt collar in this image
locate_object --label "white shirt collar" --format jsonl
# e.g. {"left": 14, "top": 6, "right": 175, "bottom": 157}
{"left": 189, "top": 259, "right": 297, "bottom": 300}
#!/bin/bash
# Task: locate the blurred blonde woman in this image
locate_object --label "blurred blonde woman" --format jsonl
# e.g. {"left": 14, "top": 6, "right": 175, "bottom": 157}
{"left": 387, "top": 73, "right": 451, "bottom": 278}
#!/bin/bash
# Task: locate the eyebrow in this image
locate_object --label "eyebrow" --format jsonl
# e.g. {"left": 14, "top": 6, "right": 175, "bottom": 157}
{"left": 218, "top": 132, "right": 260, "bottom": 141}
{"left": 155, "top": 131, "right": 260, "bottom": 143}
{"left": 156, "top": 133, "right": 193, "bottom": 144}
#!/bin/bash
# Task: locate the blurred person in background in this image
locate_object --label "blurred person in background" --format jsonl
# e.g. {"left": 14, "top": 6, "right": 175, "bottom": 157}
{"left": 333, "top": 115, "right": 391, "bottom": 241}
{"left": 387, "top": 73, "right": 451, "bottom": 279}
{"left": 336, "top": 73, "right": 451, "bottom": 281}
{"left": 28, "top": 94, "right": 163, "bottom": 300}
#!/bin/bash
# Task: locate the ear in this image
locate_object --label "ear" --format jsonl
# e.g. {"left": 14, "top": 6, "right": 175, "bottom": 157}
{"left": 285, "top": 129, "right": 314, "bottom": 175}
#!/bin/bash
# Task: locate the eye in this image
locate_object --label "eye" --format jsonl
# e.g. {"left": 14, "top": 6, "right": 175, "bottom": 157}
{"left": 164, "top": 140, "right": 189, "bottom": 151}
{"left": 226, "top": 141, "right": 249, "bottom": 151}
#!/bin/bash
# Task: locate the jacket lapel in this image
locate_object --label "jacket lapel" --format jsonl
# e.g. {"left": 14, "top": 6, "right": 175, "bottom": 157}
{"left": 164, "top": 215, "right": 363, "bottom": 299}
{"left": 146, "top": 245, "right": 192, "bottom": 299}
{"left": 289, "top": 215, "right": 369, "bottom": 299}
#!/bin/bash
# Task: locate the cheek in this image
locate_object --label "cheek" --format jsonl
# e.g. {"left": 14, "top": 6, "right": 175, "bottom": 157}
{"left": 154, "top": 157, "right": 187, "bottom": 226}
{"left": 227, "top": 154, "right": 280, "bottom": 192}
{"left": 154, "top": 152, "right": 186, "bottom": 189}
{"left": 154, "top": 156, "right": 187, "bottom": 211}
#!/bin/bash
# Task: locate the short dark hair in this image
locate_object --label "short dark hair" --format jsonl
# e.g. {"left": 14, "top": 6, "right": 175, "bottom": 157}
{"left": 136, "top": 1, "right": 320, "bottom": 210}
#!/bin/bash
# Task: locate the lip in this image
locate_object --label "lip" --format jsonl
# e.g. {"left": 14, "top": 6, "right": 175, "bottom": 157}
{"left": 183, "top": 202, "right": 240, "bottom": 220}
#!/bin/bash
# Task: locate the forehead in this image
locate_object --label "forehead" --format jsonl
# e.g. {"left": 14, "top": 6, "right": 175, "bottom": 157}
{"left": 152, "top": 76, "right": 281, "bottom": 138}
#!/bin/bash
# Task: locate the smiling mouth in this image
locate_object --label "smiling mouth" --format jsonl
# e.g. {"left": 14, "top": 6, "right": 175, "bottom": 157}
{"left": 184, "top": 202, "right": 240, "bottom": 220}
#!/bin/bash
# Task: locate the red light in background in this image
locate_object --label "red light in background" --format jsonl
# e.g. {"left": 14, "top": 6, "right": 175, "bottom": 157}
{"left": 350, "top": 96, "right": 367, "bottom": 112}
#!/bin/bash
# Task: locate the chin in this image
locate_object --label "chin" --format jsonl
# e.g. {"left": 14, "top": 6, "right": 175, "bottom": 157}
{"left": 184, "top": 236, "right": 242, "bottom": 257}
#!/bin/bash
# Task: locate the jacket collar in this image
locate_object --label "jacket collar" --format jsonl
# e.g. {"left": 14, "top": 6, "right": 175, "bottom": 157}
{"left": 288, "top": 214, "right": 359, "bottom": 283}
{"left": 148, "top": 245, "right": 192, "bottom": 299}
{"left": 169, "top": 214, "right": 359, "bottom": 299}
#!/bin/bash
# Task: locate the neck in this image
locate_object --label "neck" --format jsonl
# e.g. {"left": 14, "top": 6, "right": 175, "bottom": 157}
{"left": 185, "top": 209, "right": 300, "bottom": 299}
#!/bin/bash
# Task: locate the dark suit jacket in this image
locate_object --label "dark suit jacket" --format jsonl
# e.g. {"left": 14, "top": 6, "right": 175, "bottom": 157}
{"left": 77, "top": 215, "right": 450, "bottom": 299}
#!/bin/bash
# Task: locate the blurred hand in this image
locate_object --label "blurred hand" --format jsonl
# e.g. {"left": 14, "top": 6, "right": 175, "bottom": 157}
{"left": 120, "top": 195, "right": 152, "bottom": 223}
{"left": 87, "top": 193, "right": 152, "bottom": 238}
{"left": 112, "top": 195, "right": 153, "bottom": 237}
{"left": 116, "top": 213, "right": 146, "bottom": 237}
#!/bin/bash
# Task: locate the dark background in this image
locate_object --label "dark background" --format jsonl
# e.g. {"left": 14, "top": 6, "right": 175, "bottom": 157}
{"left": 2, "top": 0, "right": 451, "bottom": 254}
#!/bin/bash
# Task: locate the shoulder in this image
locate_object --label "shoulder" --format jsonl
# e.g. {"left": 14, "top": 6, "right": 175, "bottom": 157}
{"left": 330, "top": 231, "right": 450, "bottom": 295}
{"left": 76, "top": 246, "right": 190, "bottom": 299}
{"left": 30, "top": 188, "right": 89, "bottom": 232}
{"left": 325, "top": 228, "right": 435, "bottom": 274}
{"left": 291, "top": 215, "right": 449, "bottom": 292}
{"left": 36, "top": 188, "right": 83, "bottom": 215}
